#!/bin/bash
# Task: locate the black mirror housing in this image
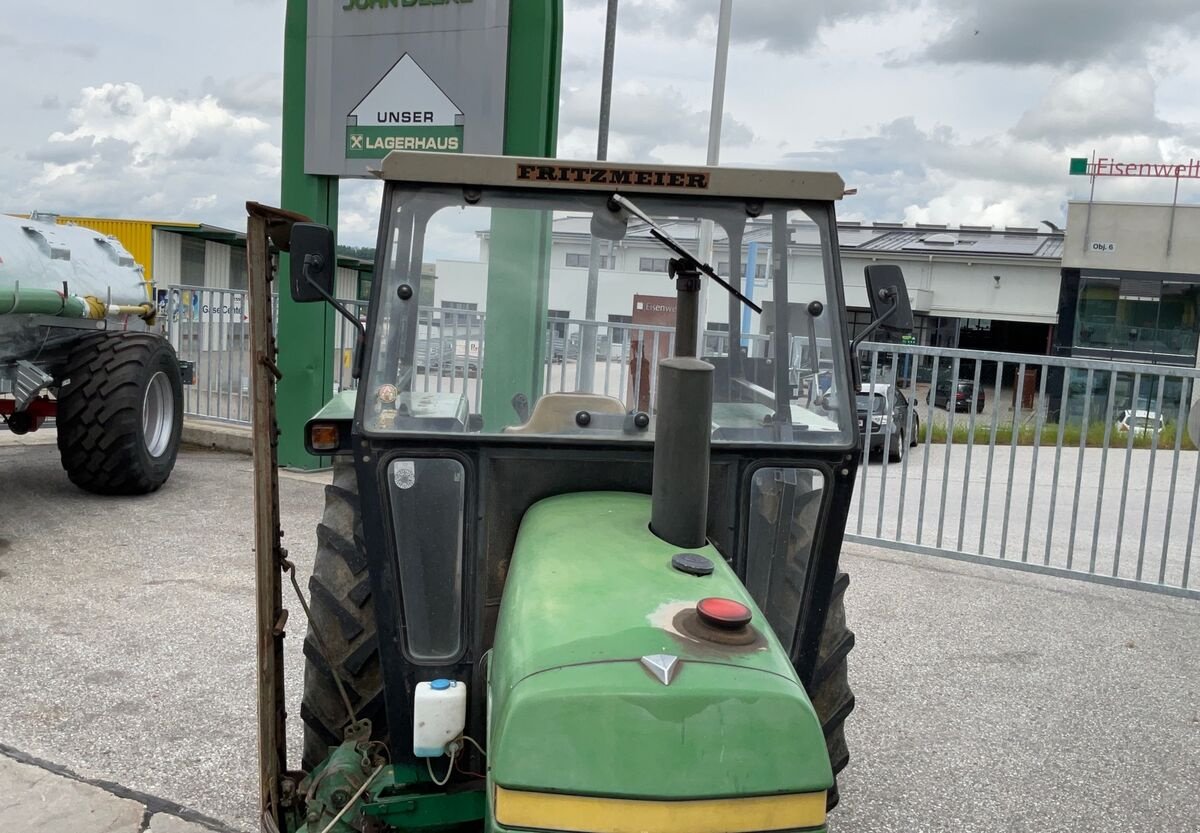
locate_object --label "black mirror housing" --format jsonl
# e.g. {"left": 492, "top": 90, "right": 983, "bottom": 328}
{"left": 290, "top": 223, "right": 336, "bottom": 303}
{"left": 863, "top": 264, "right": 914, "bottom": 335}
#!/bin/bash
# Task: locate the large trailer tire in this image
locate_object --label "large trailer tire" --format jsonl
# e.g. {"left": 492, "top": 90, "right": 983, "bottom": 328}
{"left": 808, "top": 569, "right": 856, "bottom": 810}
{"left": 301, "top": 461, "right": 388, "bottom": 771}
{"left": 56, "top": 332, "right": 183, "bottom": 495}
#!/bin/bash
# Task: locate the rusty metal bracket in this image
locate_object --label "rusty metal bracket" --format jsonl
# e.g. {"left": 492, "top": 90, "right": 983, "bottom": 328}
{"left": 249, "top": 202, "right": 309, "bottom": 833}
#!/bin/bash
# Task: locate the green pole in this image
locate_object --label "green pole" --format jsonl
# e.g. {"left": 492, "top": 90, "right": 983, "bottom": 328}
{"left": 278, "top": 0, "right": 338, "bottom": 469}
{"left": 480, "top": 0, "right": 563, "bottom": 429}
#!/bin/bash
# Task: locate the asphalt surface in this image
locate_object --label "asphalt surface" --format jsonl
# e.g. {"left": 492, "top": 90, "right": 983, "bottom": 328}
{"left": 1, "top": 439, "right": 1197, "bottom": 832}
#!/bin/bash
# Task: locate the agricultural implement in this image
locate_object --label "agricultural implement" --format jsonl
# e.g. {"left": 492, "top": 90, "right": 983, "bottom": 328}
{"left": 0, "top": 212, "right": 183, "bottom": 494}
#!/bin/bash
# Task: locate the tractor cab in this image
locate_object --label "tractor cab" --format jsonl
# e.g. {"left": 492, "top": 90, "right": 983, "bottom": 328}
{"left": 263, "top": 151, "right": 911, "bottom": 833}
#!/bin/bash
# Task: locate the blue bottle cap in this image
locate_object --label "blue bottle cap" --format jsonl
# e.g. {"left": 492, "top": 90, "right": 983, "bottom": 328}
{"left": 430, "top": 678, "right": 453, "bottom": 691}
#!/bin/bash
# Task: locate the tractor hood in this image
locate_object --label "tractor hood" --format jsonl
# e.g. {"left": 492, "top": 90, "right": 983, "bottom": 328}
{"left": 488, "top": 492, "right": 832, "bottom": 801}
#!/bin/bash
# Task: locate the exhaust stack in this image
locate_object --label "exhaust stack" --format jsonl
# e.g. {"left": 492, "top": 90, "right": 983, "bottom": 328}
{"left": 650, "top": 358, "right": 713, "bottom": 549}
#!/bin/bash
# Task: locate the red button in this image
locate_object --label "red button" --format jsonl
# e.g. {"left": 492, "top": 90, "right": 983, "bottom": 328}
{"left": 696, "top": 597, "right": 752, "bottom": 629}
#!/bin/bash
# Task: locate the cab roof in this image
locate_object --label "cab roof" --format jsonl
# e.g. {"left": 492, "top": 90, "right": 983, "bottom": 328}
{"left": 375, "top": 151, "right": 847, "bottom": 202}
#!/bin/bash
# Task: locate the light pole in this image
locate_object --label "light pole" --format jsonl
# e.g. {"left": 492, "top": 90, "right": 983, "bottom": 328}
{"left": 578, "top": 0, "right": 619, "bottom": 392}
{"left": 695, "top": 0, "right": 733, "bottom": 356}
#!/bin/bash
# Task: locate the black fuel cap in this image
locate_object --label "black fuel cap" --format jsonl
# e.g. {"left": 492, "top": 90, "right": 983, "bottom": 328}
{"left": 671, "top": 553, "right": 714, "bottom": 577}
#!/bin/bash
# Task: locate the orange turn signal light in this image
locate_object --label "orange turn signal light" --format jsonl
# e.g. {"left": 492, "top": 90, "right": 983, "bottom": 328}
{"left": 310, "top": 424, "right": 340, "bottom": 451}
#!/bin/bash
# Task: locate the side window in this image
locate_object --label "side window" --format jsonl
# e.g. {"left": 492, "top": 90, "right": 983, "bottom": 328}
{"left": 387, "top": 458, "right": 466, "bottom": 662}
{"left": 743, "top": 467, "right": 825, "bottom": 654}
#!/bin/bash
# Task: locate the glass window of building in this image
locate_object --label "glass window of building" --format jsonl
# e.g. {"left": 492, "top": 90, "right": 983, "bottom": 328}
{"left": 1075, "top": 274, "right": 1199, "bottom": 361}
{"left": 228, "top": 246, "right": 248, "bottom": 291}
{"left": 608, "top": 313, "right": 632, "bottom": 344}
{"left": 565, "top": 252, "right": 613, "bottom": 269}
{"left": 180, "top": 237, "right": 206, "bottom": 286}
{"left": 717, "top": 261, "right": 769, "bottom": 280}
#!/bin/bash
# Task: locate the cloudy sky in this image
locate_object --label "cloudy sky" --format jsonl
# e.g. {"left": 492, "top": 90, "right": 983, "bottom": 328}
{"left": 2, "top": 0, "right": 1199, "bottom": 245}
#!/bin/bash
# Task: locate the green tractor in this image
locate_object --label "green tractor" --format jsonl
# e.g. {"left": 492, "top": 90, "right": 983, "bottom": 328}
{"left": 247, "top": 151, "right": 913, "bottom": 833}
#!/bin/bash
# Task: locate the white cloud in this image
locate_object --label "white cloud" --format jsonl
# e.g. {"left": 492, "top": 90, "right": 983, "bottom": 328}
{"left": 917, "top": 0, "right": 1200, "bottom": 67}
{"left": 570, "top": 0, "right": 895, "bottom": 55}
{"left": 47, "top": 83, "right": 268, "bottom": 166}
{"left": 1013, "top": 66, "right": 1173, "bottom": 146}
{"left": 558, "top": 81, "right": 754, "bottom": 162}
{"left": 11, "top": 82, "right": 277, "bottom": 227}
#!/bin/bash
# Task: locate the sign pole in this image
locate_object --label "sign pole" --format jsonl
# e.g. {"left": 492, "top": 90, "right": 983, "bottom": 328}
{"left": 578, "top": 0, "right": 619, "bottom": 393}
{"left": 280, "top": 0, "right": 562, "bottom": 436}
{"left": 697, "top": 0, "right": 733, "bottom": 356}
{"left": 480, "top": 1, "right": 563, "bottom": 429}
{"left": 1081, "top": 149, "right": 1096, "bottom": 255}
{"left": 1167, "top": 174, "right": 1181, "bottom": 257}
{"left": 278, "top": 0, "right": 338, "bottom": 470}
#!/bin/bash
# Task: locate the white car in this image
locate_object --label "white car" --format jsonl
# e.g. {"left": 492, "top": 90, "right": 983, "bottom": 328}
{"left": 1116, "top": 409, "right": 1164, "bottom": 439}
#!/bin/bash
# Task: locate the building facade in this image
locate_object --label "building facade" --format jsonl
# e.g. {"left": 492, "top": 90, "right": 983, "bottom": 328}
{"left": 1055, "top": 201, "right": 1200, "bottom": 369}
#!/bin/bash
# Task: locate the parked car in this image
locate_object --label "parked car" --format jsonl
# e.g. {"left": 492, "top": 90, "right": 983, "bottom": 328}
{"left": 1115, "top": 409, "right": 1164, "bottom": 439}
{"left": 931, "top": 379, "right": 985, "bottom": 412}
{"left": 857, "top": 383, "right": 920, "bottom": 462}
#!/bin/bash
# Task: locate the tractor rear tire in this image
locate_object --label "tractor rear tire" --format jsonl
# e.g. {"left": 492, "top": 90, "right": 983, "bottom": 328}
{"left": 56, "top": 332, "right": 183, "bottom": 495}
{"left": 301, "top": 460, "right": 388, "bottom": 771}
{"left": 808, "top": 569, "right": 856, "bottom": 810}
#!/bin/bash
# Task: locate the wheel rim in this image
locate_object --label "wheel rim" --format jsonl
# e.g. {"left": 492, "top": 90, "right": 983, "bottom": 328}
{"left": 142, "top": 371, "right": 174, "bottom": 458}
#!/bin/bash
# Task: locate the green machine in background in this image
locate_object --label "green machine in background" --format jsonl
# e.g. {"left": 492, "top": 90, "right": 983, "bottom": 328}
{"left": 276, "top": 0, "right": 563, "bottom": 467}
{"left": 249, "top": 149, "right": 917, "bottom": 832}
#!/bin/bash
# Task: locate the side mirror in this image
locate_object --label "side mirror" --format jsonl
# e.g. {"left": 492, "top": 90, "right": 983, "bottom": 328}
{"left": 863, "top": 264, "right": 914, "bottom": 335}
{"left": 290, "top": 223, "right": 336, "bottom": 303}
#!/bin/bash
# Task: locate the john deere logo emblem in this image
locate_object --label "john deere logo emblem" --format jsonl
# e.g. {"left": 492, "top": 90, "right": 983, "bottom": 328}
{"left": 640, "top": 654, "right": 680, "bottom": 686}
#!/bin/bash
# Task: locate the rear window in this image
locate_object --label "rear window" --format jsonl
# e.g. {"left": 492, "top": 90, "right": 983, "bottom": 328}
{"left": 856, "top": 393, "right": 887, "bottom": 414}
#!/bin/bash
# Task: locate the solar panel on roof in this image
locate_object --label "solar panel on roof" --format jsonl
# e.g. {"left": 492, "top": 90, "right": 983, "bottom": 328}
{"left": 899, "top": 235, "right": 1047, "bottom": 256}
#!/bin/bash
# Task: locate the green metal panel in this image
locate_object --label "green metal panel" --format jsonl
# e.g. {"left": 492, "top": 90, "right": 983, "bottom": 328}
{"left": 278, "top": 0, "right": 338, "bottom": 469}
{"left": 480, "top": 0, "right": 563, "bottom": 430}
{"left": 489, "top": 492, "right": 833, "bottom": 799}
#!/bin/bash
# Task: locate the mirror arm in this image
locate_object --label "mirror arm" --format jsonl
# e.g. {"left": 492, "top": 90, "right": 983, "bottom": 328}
{"left": 850, "top": 290, "right": 898, "bottom": 354}
{"left": 302, "top": 257, "right": 369, "bottom": 380}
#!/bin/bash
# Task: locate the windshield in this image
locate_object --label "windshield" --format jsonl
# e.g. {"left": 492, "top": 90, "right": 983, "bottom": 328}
{"left": 856, "top": 393, "right": 887, "bottom": 414}
{"left": 363, "top": 184, "right": 853, "bottom": 445}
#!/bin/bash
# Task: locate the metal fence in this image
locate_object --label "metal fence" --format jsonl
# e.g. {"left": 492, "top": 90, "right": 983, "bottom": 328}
{"left": 848, "top": 342, "right": 1200, "bottom": 599}
{"left": 165, "top": 286, "right": 370, "bottom": 421}
{"left": 163, "top": 286, "right": 259, "bottom": 424}
{"left": 165, "top": 287, "right": 1199, "bottom": 598}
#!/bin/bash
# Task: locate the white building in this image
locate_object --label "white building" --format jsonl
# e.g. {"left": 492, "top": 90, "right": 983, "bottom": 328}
{"left": 426, "top": 214, "right": 1066, "bottom": 357}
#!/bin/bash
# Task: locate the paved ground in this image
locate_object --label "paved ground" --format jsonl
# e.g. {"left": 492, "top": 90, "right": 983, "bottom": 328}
{"left": 1, "top": 439, "right": 1197, "bottom": 831}
{"left": 0, "top": 751, "right": 225, "bottom": 833}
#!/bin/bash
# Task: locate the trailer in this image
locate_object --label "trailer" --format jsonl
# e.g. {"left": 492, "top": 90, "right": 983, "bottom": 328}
{"left": 0, "top": 212, "right": 184, "bottom": 494}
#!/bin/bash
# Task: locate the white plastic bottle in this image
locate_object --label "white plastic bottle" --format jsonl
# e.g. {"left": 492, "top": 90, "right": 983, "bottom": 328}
{"left": 412, "top": 679, "right": 467, "bottom": 757}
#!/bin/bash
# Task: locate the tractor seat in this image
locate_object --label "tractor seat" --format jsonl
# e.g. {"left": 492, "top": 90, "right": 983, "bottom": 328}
{"left": 504, "top": 393, "right": 627, "bottom": 434}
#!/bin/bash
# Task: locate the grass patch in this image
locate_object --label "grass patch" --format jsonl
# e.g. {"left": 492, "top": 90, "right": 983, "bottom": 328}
{"left": 918, "top": 419, "right": 1198, "bottom": 451}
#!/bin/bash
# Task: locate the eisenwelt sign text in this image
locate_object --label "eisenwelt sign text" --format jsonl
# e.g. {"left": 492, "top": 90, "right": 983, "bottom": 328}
{"left": 1070, "top": 157, "right": 1200, "bottom": 179}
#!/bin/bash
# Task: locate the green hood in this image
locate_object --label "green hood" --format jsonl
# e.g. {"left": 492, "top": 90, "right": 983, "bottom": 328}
{"left": 488, "top": 491, "right": 832, "bottom": 799}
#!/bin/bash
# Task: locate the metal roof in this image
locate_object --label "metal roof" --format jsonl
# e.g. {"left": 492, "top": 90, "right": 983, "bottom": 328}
{"left": 549, "top": 215, "right": 1065, "bottom": 262}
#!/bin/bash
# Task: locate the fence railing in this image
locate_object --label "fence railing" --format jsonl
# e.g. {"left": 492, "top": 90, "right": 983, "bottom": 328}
{"left": 164, "top": 287, "right": 1200, "bottom": 598}
{"left": 848, "top": 342, "right": 1200, "bottom": 599}
{"left": 166, "top": 286, "right": 373, "bottom": 422}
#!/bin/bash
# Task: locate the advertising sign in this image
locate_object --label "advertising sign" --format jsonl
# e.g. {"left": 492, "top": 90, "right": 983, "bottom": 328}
{"left": 628, "top": 294, "right": 677, "bottom": 412}
{"left": 1070, "top": 157, "right": 1200, "bottom": 180}
{"left": 305, "top": 0, "right": 511, "bottom": 177}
